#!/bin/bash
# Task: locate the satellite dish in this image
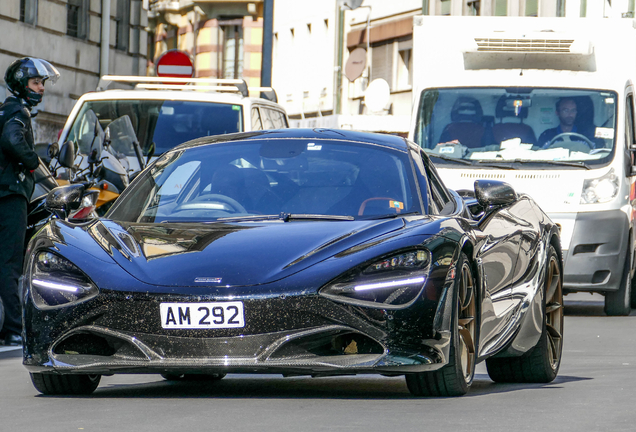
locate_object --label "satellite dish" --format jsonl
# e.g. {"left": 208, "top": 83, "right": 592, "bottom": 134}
{"left": 364, "top": 79, "right": 390, "bottom": 113}
{"left": 345, "top": 47, "right": 367, "bottom": 82}
{"left": 340, "top": 0, "right": 364, "bottom": 9}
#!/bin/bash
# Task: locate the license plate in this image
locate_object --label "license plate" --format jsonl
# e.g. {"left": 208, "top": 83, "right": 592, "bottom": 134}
{"left": 160, "top": 302, "right": 245, "bottom": 329}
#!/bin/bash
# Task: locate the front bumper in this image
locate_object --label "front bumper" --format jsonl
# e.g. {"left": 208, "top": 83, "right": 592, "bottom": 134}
{"left": 23, "top": 291, "right": 450, "bottom": 377}
{"left": 552, "top": 209, "right": 629, "bottom": 293}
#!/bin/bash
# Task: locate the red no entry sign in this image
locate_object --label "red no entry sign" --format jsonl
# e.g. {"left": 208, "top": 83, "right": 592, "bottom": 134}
{"left": 156, "top": 50, "right": 193, "bottom": 79}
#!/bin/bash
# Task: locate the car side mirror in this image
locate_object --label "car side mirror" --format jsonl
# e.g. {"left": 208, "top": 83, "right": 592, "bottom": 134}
{"left": 474, "top": 180, "right": 517, "bottom": 210}
{"left": 45, "top": 184, "right": 91, "bottom": 220}
{"left": 58, "top": 140, "right": 76, "bottom": 169}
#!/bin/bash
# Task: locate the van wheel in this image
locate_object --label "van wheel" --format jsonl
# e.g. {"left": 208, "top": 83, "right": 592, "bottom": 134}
{"left": 604, "top": 249, "right": 632, "bottom": 316}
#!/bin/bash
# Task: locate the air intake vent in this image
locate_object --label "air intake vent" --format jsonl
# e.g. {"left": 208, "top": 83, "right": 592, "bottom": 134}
{"left": 474, "top": 37, "right": 574, "bottom": 53}
{"left": 514, "top": 173, "right": 561, "bottom": 180}
{"left": 460, "top": 173, "right": 507, "bottom": 179}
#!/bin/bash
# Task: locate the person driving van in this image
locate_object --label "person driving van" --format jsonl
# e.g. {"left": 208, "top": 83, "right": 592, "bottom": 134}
{"left": 538, "top": 98, "right": 597, "bottom": 148}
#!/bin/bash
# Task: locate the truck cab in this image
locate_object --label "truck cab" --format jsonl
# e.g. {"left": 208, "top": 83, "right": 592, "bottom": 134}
{"left": 409, "top": 16, "right": 636, "bottom": 315}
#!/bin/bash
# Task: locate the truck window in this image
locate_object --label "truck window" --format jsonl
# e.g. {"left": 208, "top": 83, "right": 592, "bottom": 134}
{"left": 251, "top": 107, "right": 263, "bottom": 130}
{"left": 413, "top": 87, "right": 617, "bottom": 170}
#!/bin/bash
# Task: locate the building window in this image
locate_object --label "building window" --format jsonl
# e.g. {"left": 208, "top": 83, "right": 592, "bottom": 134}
{"left": 494, "top": 0, "right": 507, "bottom": 16}
{"left": 440, "top": 0, "right": 451, "bottom": 15}
{"left": 20, "top": 0, "right": 37, "bottom": 25}
{"left": 557, "top": 0, "right": 566, "bottom": 17}
{"left": 525, "top": 0, "right": 538, "bottom": 16}
{"left": 371, "top": 40, "right": 393, "bottom": 89}
{"left": 67, "top": 0, "right": 88, "bottom": 38}
{"left": 395, "top": 38, "right": 412, "bottom": 90}
{"left": 220, "top": 19, "right": 244, "bottom": 79}
{"left": 116, "top": 0, "right": 131, "bottom": 51}
{"left": 466, "top": 1, "right": 480, "bottom": 15}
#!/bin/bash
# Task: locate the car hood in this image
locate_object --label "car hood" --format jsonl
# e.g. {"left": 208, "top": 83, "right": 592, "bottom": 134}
{"left": 87, "top": 218, "right": 411, "bottom": 287}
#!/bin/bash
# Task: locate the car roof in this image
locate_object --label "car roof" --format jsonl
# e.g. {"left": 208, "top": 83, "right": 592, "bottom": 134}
{"left": 75, "top": 89, "right": 284, "bottom": 109}
{"left": 170, "top": 128, "right": 410, "bottom": 152}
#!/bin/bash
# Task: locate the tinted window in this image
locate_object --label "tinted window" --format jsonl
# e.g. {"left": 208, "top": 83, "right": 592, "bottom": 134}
{"left": 109, "top": 139, "right": 424, "bottom": 222}
{"left": 251, "top": 107, "right": 263, "bottom": 130}
{"left": 66, "top": 100, "right": 244, "bottom": 156}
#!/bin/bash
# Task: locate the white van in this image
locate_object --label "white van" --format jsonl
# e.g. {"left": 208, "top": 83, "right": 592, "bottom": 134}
{"left": 58, "top": 76, "right": 289, "bottom": 174}
{"left": 409, "top": 16, "right": 636, "bottom": 315}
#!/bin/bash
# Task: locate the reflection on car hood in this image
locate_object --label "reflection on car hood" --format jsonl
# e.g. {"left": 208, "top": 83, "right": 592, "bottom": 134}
{"left": 88, "top": 218, "right": 408, "bottom": 287}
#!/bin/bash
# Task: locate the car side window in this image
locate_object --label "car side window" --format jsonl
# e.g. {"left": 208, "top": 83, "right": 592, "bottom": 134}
{"left": 251, "top": 107, "right": 263, "bottom": 131}
{"left": 422, "top": 154, "right": 455, "bottom": 215}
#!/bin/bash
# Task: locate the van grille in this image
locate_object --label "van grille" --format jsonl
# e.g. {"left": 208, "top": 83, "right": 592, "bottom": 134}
{"left": 514, "top": 173, "right": 560, "bottom": 180}
{"left": 474, "top": 38, "right": 574, "bottom": 53}
{"left": 460, "top": 173, "right": 507, "bottom": 179}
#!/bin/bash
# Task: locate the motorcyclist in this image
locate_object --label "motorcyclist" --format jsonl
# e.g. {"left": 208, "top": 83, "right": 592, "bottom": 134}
{"left": 0, "top": 57, "right": 59, "bottom": 346}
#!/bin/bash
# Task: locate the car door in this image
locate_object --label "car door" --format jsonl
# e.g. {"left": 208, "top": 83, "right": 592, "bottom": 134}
{"left": 423, "top": 154, "right": 523, "bottom": 356}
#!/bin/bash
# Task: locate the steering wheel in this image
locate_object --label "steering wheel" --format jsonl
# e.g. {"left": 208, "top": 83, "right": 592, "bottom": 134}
{"left": 175, "top": 194, "right": 247, "bottom": 214}
{"left": 545, "top": 132, "right": 595, "bottom": 150}
{"left": 358, "top": 197, "right": 400, "bottom": 216}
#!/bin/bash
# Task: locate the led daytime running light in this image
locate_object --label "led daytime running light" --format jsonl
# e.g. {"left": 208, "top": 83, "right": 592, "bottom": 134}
{"left": 32, "top": 279, "right": 82, "bottom": 293}
{"left": 355, "top": 276, "right": 426, "bottom": 291}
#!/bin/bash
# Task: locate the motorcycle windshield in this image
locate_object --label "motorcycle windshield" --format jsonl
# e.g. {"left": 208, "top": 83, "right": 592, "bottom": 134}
{"left": 71, "top": 109, "right": 105, "bottom": 156}
{"left": 106, "top": 115, "right": 138, "bottom": 158}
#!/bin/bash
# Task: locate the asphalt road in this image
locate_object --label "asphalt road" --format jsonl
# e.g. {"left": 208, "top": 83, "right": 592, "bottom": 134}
{"left": 1, "top": 293, "right": 634, "bottom": 432}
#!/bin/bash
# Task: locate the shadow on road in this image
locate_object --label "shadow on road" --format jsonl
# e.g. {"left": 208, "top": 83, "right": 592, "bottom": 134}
{"left": 34, "top": 372, "right": 592, "bottom": 400}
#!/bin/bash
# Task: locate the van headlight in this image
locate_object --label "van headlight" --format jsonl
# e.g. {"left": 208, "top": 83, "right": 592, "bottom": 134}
{"left": 320, "top": 250, "right": 431, "bottom": 309}
{"left": 30, "top": 252, "right": 98, "bottom": 309}
{"left": 580, "top": 168, "right": 619, "bottom": 204}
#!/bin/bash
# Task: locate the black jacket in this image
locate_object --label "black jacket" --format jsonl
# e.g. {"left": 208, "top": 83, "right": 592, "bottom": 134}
{"left": 0, "top": 96, "right": 39, "bottom": 200}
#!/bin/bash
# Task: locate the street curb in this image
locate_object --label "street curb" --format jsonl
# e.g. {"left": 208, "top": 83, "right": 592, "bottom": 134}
{"left": 0, "top": 347, "right": 22, "bottom": 359}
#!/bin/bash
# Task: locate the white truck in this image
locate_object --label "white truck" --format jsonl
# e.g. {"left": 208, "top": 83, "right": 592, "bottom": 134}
{"left": 409, "top": 15, "right": 636, "bottom": 315}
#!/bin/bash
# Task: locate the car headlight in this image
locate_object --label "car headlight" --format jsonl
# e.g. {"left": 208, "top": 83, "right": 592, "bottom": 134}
{"left": 320, "top": 250, "right": 431, "bottom": 309}
{"left": 30, "top": 252, "right": 98, "bottom": 309}
{"left": 581, "top": 168, "right": 619, "bottom": 204}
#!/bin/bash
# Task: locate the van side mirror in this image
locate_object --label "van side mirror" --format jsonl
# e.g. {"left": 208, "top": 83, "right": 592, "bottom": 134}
{"left": 58, "top": 141, "right": 76, "bottom": 169}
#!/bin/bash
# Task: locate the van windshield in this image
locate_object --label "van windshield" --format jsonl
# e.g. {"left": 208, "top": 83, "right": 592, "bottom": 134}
{"left": 66, "top": 100, "right": 244, "bottom": 156}
{"left": 413, "top": 88, "right": 618, "bottom": 168}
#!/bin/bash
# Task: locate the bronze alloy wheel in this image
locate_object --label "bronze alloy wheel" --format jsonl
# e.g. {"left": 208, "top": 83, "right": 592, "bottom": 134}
{"left": 544, "top": 251, "right": 564, "bottom": 372}
{"left": 406, "top": 253, "right": 477, "bottom": 396}
{"left": 457, "top": 260, "right": 477, "bottom": 383}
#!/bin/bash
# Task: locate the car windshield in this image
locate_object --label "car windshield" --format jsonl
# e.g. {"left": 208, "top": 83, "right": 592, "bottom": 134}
{"left": 66, "top": 100, "right": 244, "bottom": 157}
{"left": 413, "top": 87, "right": 618, "bottom": 168}
{"left": 108, "top": 139, "right": 423, "bottom": 222}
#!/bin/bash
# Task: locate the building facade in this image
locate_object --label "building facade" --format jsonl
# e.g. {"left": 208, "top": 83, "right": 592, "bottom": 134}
{"left": 271, "top": 0, "right": 636, "bottom": 135}
{"left": 0, "top": 0, "right": 148, "bottom": 143}
{"left": 148, "top": 0, "right": 266, "bottom": 88}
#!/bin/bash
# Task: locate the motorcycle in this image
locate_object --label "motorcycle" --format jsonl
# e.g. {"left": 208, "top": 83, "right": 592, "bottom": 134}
{"left": 52, "top": 110, "right": 145, "bottom": 215}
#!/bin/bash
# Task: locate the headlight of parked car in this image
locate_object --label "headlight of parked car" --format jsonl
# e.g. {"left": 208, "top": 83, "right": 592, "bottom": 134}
{"left": 29, "top": 251, "right": 98, "bottom": 309}
{"left": 320, "top": 249, "right": 431, "bottom": 309}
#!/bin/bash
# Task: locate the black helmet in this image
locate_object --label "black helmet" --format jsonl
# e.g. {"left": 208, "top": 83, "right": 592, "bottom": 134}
{"left": 4, "top": 57, "right": 60, "bottom": 107}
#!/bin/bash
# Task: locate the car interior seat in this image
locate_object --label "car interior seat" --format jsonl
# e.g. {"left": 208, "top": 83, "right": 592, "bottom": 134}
{"left": 491, "top": 96, "right": 537, "bottom": 145}
{"left": 438, "top": 97, "right": 485, "bottom": 148}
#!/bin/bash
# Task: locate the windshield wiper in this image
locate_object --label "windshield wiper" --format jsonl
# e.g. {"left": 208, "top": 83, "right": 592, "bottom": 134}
{"left": 510, "top": 159, "right": 591, "bottom": 170}
{"left": 427, "top": 153, "right": 473, "bottom": 165}
{"left": 359, "top": 211, "right": 421, "bottom": 220}
{"left": 472, "top": 160, "right": 516, "bottom": 169}
{"left": 218, "top": 213, "right": 355, "bottom": 222}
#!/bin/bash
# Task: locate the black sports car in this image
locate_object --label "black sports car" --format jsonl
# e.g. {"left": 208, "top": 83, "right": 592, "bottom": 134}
{"left": 22, "top": 128, "right": 564, "bottom": 397}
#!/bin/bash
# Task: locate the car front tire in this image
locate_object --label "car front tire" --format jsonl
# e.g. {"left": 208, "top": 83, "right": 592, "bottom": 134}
{"left": 30, "top": 373, "right": 101, "bottom": 395}
{"left": 406, "top": 253, "right": 477, "bottom": 397}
